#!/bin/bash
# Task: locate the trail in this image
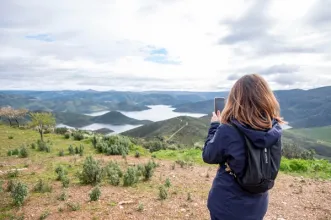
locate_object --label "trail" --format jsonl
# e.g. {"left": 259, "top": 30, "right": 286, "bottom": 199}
{"left": 166, "top": 117, "right": 188, "bottom": 142}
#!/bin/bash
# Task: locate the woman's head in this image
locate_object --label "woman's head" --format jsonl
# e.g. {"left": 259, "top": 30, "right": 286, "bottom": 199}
{"left": 221, "top": 74, "right": 284, "bottom": 130}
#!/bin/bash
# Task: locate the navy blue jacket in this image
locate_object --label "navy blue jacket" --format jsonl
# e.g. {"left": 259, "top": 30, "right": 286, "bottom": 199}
{"left": 202, "top": 119, "right": 282, "bottom": 220}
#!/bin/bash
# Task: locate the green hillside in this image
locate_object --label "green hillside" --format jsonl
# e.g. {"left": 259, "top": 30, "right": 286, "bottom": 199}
{"left": 286, "top": 126, "right": 331, "bottom": 144}
{"left": 54, "top": 112, "right": 93, "bottom": 127}
{"left": 122, "top": 116, "right": 209, "bottom": 146}
{"left": 122, "top": 116, "right": 331, "bottom": 159}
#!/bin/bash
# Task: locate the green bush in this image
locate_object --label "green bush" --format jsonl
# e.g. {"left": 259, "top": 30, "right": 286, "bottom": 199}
{"left": 11, "top": 182, "right": 28, "bottom": 207}
{"left": 33, "top": 179, "right": 52, "bottom": 193}
{"left": 39, "top": 210, "right": 50, "bottom": 220}
{"left": 61, "top": 176, "right": 70, "bottom": 188}
{"left": 79, "top": 156, "right": 103, "bottom": 185}
{"left": 89, "top": 186, "right": 101, "bottom": 201}
{"left": 7, "top": 150, "right": 12, "bottom": 156}
{"left": 58, "top": 191, "right": 67, "bottom": 201}
{"left": 158, "top": 185, "right": 168, "bottom": 200}
{"left": 96, "top": 135, "right": 131, "bottom": 156}
{"left": 7, "top": 179, "right": 16, "bottom": 192}
{"left": 68, "top": 145, "right": 75, "bottom": 155}
{"left": 140, "top": 161, "right": 156, "bottom": 181}
{"left": 135, "top": 151, "right": 140, "bottom": 158}
{"left": 55, "top": 165, "right": 68, "bottom": 181}
{"left": 123, "top": 167, "right": 139, "bottom": 186}
{"left": 59, "top": 150, "right": 65, "bottom": 157}
{"left": 73, "top": 131, "right": 84, "bottom": 141}
{"left": 105, "top": 161, "right": 123, "bottom": 186}
{"left": 31, "top": 143, "right": 36, "bottom": 149}
{"left": 19, "top": 146, "right": 29, "bottom": 158}
{"left": 8, "top": 135, "right": 14, "bottom": 139}
{"left": 12, "top": 148, "right": 20, "bottom": 155}
{"left": 67, "top": 202, "right": 80, "bottom": 211}
{"left": 165, "top": 178, "right": 171, "bottom": 188}
{"left": 7, "top": 169, "right": 19, "bottom": 178}
{"left": 64, "top": 133, "right": 70, "bottom": 139}
{"left": 143, "top": 140, "right": 166, "bottom": 152}
{"left": 282, "top": 142, "right": 315, "bottom": 159}
{"left": 55, "top": 127, "right": 68, "bottom": 135}
{"left": 92, "top": 136, "right": 98, "bottom": 148}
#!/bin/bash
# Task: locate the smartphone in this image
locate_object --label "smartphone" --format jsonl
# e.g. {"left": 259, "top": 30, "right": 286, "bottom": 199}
{"left": 214, "top": 97, "right": 225, "bottom": 114}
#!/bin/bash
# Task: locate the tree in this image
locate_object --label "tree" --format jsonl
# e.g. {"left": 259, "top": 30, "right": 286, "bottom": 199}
{"left": 13, "top": 108, "right": 28, "bottom": 127}
{"left": 29, "top": 112, "right": 56, "bottom": 142}
{"left": 0, "top": 106, "right": 15, "bottom": 126}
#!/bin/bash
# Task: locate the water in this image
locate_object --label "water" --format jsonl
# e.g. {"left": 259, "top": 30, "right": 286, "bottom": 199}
{"left": 57, "top": 105, "right": 207, "bottom": 134}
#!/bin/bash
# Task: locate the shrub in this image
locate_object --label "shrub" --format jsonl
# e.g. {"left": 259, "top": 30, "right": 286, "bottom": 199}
{"left": 7, "top": 169, "right": 19, "bottom": 178}
{"left": 89, "top": 186, "right": 101, "bottom": 201}
{"left": 137, "top": 203, "right": 144, "bottom": 212}
{"left": 59, "top": 150, "right": 65, "bottom": 157}
{"left": 55, "top": 127, "right": 68, "bottom": 135}
{"left": 105, "top": 161, "right": 122, "bottom": 186}
{"left": 79, "top": 145, "right": 84, "bottom": 156}
{"left": 7, "top": 150, "right": 12, "bottom": 156}
{"left": 68, "top": 145, "right": 75, "bottom": 155}
{"left": 123, "top": 167, "right": 139, "bottom": 186}
{"left": 158, "top": 186, "right": 168, "bottom": 200}
{"left": 79, "top": 156, "right": 103, "bottom": 185}
{"left": 11, "top": 182, "right": 28, "bottom": 207}
{"left": 12, "top": 148, "right": 20, "bottom": 155}
{"left": 96, "top": 136, "right": 131, "bottom": 156}
{"left": 73, "top": 131, "right": 84, "bottom": 141}
{"left": 58, "top": 191, "right": 67, "bottom": 201}
{"left": 143, "top": 140, "right": 166, "bottom": 152}
{"left": 67, "top": 202, "right": 80, "bottom": 211}
{"left": 140, "top": 161, "right": 156, "bottom": 181}
{"left": 61, "top": 176, "right": 70, "bottom": 188}
{"left": 64, "top": 133, "right": 70, "bottom": 139}
{"left": 31, "top": 143, "right": 36, "bottom": 149}
{"left": 39, "top": 210, "right": 50, "bottom": 220}
{"left": 55, "top": 165, "right": 68, "bottom": 181}
{"left": 19, "top": 146, "right": 29, "bottom": 158}
{"left": 165, "top": 178, "right": 171, "bottom": 188}
{"left": 282, "top": 142, "right": 315, "bottom": 159}
{"left": 187, "top": 192, "right": 192, "bottom": 201}
{"left": 176, "top": 160, "right": 187, "bottom": 168}
{"left": 92, "top": 136, "right": 98, "bottom": 148}
{"left": 7, "top": 179, "right": 16, "bottom": 192}
{"left": 0, "top": 180, "right": 3, "bottom": 193}
{"left": 8, "top": 135, "right": 14, "bottom": 139}
{"left": 33, "top": 179, "right": 52, "bottom": 193}
{"left": 135, "top": 151, "right": 140, "bottom": 158}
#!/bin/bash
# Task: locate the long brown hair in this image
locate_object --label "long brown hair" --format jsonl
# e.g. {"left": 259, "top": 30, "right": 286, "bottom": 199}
{"left": 221, "top": 74, "right": 285, "bottom": 130}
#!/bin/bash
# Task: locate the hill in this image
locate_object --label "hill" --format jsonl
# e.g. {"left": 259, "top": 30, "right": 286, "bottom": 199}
{"left": 122, "top": 116, "right": 209, "bottom": 146}
{"left": 92, "top": 111, "right": 151, "bottom": 125}
{"left": 54, "top": 112, "right": 93, "bottom": 127}
{"left": 122, "top": 115, "right": 331, "bottom": 159}
{"left": 171, "top": 86, "right": 331, "bottom": 128}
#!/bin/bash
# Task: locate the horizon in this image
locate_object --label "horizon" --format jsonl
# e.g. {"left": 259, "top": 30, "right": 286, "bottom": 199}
{"left": 0, "top": 84, "right": 330, "bottom": 93}
{"left": 1, "top": 0, "right": 331, "bottom": 91}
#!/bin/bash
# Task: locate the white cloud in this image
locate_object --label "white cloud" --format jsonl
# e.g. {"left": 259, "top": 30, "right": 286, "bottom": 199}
{"left": 0, "top": 0, "right": 330, "bottom": 91}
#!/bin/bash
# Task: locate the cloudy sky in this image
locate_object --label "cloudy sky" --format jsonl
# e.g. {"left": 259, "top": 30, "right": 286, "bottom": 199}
{"left": 1, "top": 0, "right": 331, "bottom": 91}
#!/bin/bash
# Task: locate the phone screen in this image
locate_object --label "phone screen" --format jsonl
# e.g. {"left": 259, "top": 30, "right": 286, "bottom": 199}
{"left": 214, "top": 97, "right": 225, "bottom": 113}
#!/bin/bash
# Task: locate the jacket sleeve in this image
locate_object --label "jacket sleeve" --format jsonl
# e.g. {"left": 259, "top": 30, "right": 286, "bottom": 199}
{"left": 202, "top": 122, "right": 229, "bottom": 164}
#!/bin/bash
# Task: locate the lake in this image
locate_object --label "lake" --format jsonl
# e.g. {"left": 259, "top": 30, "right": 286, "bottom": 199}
{"left": 58, "top": 105, "right": 206, "bottom": 134}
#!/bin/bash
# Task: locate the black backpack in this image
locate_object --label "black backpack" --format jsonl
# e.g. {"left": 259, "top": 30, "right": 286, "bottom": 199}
{"left": 226, "top": 123, "right": 282, "bottom": 194}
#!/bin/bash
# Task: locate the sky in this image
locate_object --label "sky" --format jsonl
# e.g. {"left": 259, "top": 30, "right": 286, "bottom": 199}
{"left": 1, "top": 0, "right": 331, "bottom": 91}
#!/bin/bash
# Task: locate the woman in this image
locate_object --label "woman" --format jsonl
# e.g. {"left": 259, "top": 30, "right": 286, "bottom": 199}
{"left": 202, "top": 74, "right": 284, "bottom": 220}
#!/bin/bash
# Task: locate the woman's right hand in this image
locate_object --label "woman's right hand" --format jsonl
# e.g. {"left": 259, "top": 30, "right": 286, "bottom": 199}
{"left": 211, "top": 111, "right": 221, "bottom": 123}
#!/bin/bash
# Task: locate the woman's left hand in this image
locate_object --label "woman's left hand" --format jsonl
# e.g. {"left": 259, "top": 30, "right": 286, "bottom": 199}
{"left": 211, "top": 111, "right": 221, "bottom": 123}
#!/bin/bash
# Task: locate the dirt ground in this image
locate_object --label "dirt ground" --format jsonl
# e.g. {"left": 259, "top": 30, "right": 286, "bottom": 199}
{"left": 0, "top": 155, "right": 330, "bottom": 220}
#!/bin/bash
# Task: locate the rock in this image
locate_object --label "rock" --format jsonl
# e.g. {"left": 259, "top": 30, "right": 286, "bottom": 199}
{"left": 181, "top": 208, "right": 186, "bottom": 212}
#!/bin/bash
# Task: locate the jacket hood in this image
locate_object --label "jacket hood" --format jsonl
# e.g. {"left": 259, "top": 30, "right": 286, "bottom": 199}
{"left": 231, "top": 119, "right": 282, "bottom": 148}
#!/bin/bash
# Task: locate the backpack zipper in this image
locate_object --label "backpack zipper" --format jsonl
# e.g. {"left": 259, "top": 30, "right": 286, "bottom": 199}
{"left": 264, "top": 148, "right": 268, "bottom": 164}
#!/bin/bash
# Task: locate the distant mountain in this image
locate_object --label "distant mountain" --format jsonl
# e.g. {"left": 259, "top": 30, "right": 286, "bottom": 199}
{"left": 171, "top": 86, "right": 331, "bottom": 128}
{"left": 173, "top": 100, "right": 213, "bottom": 114}
{"left": 122, "top": 116, "right": 209, "bottom": 146}
{"left": 92, "top": 111, "right": 151, "bottom": 125}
